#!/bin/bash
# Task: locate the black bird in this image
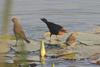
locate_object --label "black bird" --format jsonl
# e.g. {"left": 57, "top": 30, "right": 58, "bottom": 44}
{"left": 12, "top": 16, "right": 30, "bottom": 46}
{"left": 40, "top": 18, "right": 67, "bottom": 41}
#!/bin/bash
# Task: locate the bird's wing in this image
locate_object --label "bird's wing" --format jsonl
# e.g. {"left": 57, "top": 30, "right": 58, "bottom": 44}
{"left": 19, "top": 30, "right": 27, "bottom": 40}
{"left": 47, "top": 22, "right": 63, "bottom": 34}
{"left": 20, "top": 30, "right": 30, "bottom": 43}
{"left": 41, "top": 18, "right": 63, "bottom": 34}
{"left": 66, "top": 34, "right": 72, "bottom": 42}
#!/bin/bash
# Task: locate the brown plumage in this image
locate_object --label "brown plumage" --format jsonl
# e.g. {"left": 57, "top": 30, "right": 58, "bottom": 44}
{"left": 65, "top": 32, "right": 79, "bottom": 47}
{"left": 12, "top": 16, "right": 30, "bottom": 46}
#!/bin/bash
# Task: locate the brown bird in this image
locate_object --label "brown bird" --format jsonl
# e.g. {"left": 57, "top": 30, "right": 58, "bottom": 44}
{"left": 40, "top": 18, "right": 67, "bottom": 41}
{"left": 12, "top": 16, "right": 30, "bottom": 46}
{"left": 65, "top": 32, "right": 79, "bottom": 47}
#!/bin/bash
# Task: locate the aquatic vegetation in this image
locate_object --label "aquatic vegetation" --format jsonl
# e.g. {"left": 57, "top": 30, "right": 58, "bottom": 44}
{"left": 0, "top": 35, "right": 16, "bottom": 40}
{"left": 52, "top": 63, "right": 55, "bottom": 67}
{"left": 40, "top": 40, "right": 46, "bottom": 64}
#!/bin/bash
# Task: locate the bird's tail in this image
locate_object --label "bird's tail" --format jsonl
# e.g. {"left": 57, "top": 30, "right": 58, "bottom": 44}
{"left": 25, "top": 39, "right": 30, "bottom": 43}
{"left": 40, "top": 18, "right": 48, "bottom": 24}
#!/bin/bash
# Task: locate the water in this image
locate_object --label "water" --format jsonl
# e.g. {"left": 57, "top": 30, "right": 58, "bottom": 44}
{"left": 0, "top": 0, "right": 100, "bottom": 39}
{"left": 0, "top": 0, "right": 100, "bottom": 67}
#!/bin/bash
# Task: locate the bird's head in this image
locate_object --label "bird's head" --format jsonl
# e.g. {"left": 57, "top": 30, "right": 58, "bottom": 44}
{"left": 11, "top": 16, "right": 18, "bottom": 23}
{"left": 71, "top": 32, "right": 79, "bottom": 37}
{"left": 40, "top": 18, "right": 48, "bottom": 22}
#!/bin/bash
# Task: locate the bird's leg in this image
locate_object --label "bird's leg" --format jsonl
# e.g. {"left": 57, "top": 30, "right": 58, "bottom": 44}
{"left": 49, "top": 34, "right": 52, "bottom": 43}
{"left": 15, "top": 38, "right": 18, "bottom": 47}
{"left": 14, "top": 34, "right": 18, "bottom": 47}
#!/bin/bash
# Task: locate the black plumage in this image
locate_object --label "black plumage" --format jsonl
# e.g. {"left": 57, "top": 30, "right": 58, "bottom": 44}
{"left": 40, "top": 18, "right": 67, "bottom": 40}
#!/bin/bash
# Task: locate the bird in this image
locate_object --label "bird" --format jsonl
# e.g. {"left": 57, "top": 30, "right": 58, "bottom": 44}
{"left": 40, "top": 18, "right": 67, "bottom": 41}
{"left": 65, "top": 32, "right": 79, "bottom": 47}
{"left": 65, "top": 32, "right": 88, "bottom": 47}
{"left": 12, "top": 16, "right": 30, "bottom": 46}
